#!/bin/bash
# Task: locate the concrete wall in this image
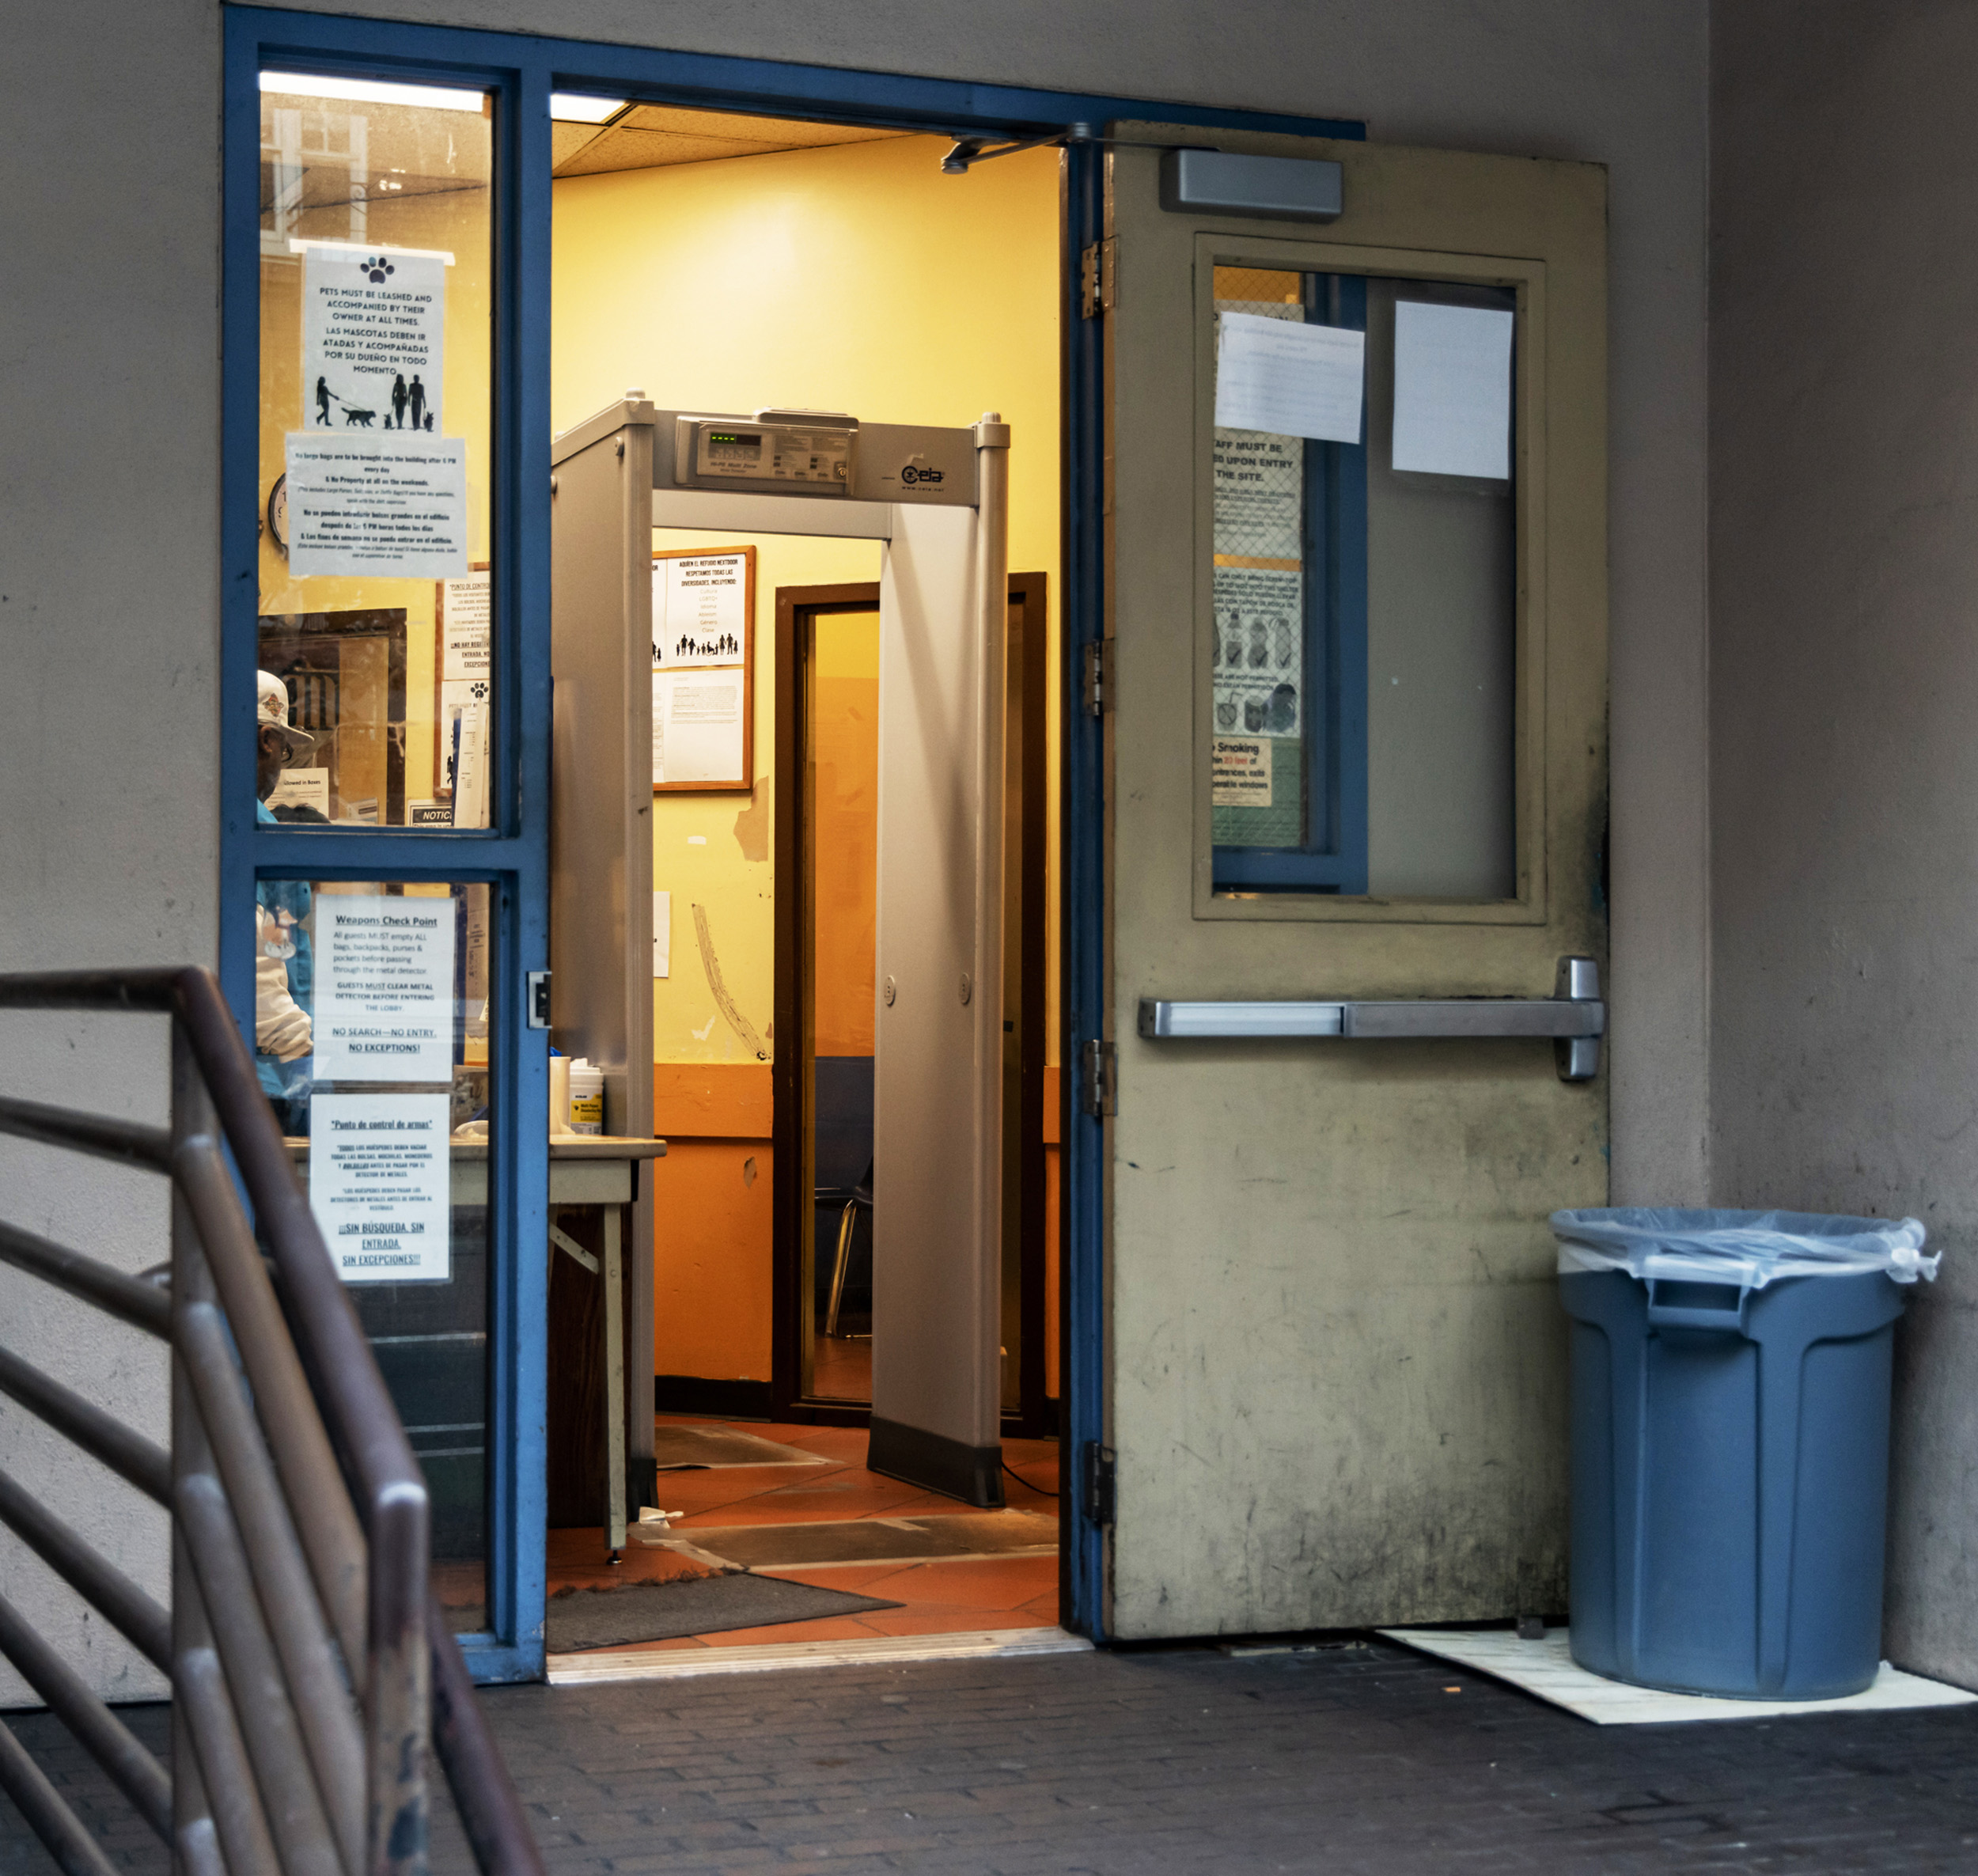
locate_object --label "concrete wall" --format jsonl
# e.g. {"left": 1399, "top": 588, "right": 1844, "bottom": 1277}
{"left": 1, "top": 0, "right": 1710, "bottom": 1689}
{"left": 1711, "top": 1, "right": 1978, "bottom": 1688}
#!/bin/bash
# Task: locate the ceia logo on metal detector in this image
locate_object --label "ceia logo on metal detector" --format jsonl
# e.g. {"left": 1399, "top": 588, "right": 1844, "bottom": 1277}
{"left": 900, "top": 462, "right": 945, "bottom": 487}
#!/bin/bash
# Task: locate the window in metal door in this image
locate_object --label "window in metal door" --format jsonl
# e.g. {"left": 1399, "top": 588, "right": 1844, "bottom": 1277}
{"left": 1208, "top": 264, "right": 1519, "bottom": 900}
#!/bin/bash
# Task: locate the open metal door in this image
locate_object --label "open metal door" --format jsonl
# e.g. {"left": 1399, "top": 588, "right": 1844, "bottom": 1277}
{"left": 867, "top": 426, "right": 1012, "bottom": 1505}
{"left": 1101, "top": 129, "right": 1609, "bottom": 1635}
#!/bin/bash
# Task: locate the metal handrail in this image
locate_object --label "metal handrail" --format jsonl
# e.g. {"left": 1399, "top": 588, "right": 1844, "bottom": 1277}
{"left": 0, "top": 966, "right": 544, "bottom": 1876}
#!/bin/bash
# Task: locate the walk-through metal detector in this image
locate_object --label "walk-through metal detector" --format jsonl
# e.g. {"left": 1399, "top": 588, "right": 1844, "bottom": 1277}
{"left": 551, "top": 396, "right": 1013, "bottom": 1509}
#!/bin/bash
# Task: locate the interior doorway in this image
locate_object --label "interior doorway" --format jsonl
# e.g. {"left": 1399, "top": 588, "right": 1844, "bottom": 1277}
{"left": 540, "top": 97, "right": 1067, "bottom": 1658}
{"left": 771, "top": 575, "right": 1053, "bottom": 1431}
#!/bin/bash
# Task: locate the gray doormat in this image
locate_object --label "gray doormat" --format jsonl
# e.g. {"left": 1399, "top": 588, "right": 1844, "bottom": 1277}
{"left": 653, "top": 1423, "right": 827, "bottom": 1469}
{"left": 547, "top": 1575, "right": 902, "bottom": 1651}
{"left": 678, "top": 1510, "right": 1058, "bottom": 1571}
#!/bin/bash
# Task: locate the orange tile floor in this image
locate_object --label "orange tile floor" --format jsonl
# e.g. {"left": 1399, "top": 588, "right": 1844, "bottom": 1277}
{"left": 544, "top": 1416, "right": 1062, "bottom": 1653}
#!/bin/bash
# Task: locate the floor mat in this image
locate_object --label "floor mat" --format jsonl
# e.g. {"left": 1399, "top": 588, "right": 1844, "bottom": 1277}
{"left": 548, "top": 1575, "right": 902, "bottom": 1650}
{"left": 652, "top": 1424, "right": 828, "bottom": 1470}
{"left": 669, "top": 1510, "right": 1058, "bottom": 1570}
{"left": 1379, "top": 1626, "right": 1978, "bottom": 1725}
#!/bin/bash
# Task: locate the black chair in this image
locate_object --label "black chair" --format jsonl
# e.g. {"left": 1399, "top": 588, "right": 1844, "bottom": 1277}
{"left": 817, "top": 1155, "right": 873, "bottom": 1339}
{"left": 812, "top": 1056, "right": 874, "bottom": 1337}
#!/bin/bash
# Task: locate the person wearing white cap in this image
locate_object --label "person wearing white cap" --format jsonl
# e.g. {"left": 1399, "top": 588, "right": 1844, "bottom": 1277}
{"left": 254, "top": 671, "right": 318, "bottom": 1127}
{"left": 256, "top": 669, "right": 323, "bottom": 818}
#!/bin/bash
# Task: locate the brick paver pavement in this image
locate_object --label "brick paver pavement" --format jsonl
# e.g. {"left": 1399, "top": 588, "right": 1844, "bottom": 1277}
{"left": 6, "top": 1636, "right": 1978, "bottom": 1873}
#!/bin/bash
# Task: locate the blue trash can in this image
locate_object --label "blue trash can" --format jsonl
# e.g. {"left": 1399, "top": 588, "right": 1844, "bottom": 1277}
{"left": 1554, "top": 1207, "right": 1934, "bottom": 1701}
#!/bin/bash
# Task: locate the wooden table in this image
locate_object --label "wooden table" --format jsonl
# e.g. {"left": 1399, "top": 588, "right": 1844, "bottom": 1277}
{"left": 287, "top": 1134, "right": 667, "bottom": 1556}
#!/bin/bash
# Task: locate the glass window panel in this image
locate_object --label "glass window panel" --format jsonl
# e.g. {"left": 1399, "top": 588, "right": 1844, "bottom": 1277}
{"left": 1209, "top": 265, "right": 1518, "bottom": 900}
{"left": 254, "top": 875, "right": 494, "bottom": 1631}
{"left": 258, "top": 79, "right": 494, "bottom": 828}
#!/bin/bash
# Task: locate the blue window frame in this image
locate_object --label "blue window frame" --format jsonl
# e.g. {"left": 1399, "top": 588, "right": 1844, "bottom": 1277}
{"left": 224, "top": 4, "right": 1358, "bottom": 1677}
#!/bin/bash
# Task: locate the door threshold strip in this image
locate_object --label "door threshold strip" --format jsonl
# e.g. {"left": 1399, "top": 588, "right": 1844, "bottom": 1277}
{"left": 546, "top": 1624, "right": 1091, "bottom": 1685}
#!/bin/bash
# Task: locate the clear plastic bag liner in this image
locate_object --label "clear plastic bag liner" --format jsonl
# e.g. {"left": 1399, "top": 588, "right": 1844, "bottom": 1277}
{"left": 1552, "top": 1207, "right": 1937, "bottom": 1288}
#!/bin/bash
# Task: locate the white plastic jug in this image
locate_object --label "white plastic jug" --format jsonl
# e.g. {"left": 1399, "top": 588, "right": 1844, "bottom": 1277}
{"left": 567, "top": 1058, "right": 604, "bottom": 1135}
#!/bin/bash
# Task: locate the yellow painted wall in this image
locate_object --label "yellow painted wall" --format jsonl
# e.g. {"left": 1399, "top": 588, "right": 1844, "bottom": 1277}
{"left": 552, "top": 132, "right": 1060, "bottom": 1382}
{"left": 552, "top": 133, "right": 1062, "bottom": 1071}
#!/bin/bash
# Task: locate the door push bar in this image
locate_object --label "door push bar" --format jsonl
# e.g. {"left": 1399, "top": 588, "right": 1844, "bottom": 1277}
{"left": 1138, "top": 956, "right": 1605, "bottom": 1082}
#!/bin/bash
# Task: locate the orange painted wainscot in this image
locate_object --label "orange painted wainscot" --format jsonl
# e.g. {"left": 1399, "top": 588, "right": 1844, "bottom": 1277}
{"left": 651, "top": 1063, "right": 775, "bottom": 1387}
{"left": 651, "top": 1061, "right": 1063, "bottom": 1400}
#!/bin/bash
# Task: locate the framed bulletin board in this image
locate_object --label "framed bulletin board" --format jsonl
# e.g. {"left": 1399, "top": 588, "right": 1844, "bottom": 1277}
{"left": 652, "top": 545, "right": 756, "bottom": 794}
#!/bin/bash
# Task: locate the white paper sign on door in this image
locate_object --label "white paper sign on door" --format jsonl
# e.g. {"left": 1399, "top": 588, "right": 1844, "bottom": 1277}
{"left": 303, "top": 247, "right": 445, "bottom": 434}
{"left": 309, "top": 1092, "right": 451, "bottom": 1283}
{"left": 1392, "top": 300, "right": 1514, "bottom": 479}
{"left": 286, "top": 432, "right": 469, "bottom": 578}
{"left": 1215, "top": 313, "right": 1365, "bottom": 443}
{"left": 654, "top": 553, "right": 748, "bottom": 665}
{"left": 314, "top": 894, "right": 455, "bottom": 1081}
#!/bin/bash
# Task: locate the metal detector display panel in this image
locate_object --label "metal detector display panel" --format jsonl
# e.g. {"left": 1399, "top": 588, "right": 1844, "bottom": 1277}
{"left": 676, "top": 417, "right": 855, "bottom": 495}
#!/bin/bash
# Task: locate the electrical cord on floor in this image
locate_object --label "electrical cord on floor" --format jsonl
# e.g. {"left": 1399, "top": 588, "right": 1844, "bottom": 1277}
{"left": 1002, "top": 1458, "right": 1060, "bottom": 1499}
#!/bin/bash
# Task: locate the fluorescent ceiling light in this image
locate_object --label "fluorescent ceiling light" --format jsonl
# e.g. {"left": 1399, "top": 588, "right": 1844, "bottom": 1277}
{"left": 260, "top": 71, "right": 488, "bottom": 113}
{"left": 549, "top": 93, "right": 628, "bottom": 123}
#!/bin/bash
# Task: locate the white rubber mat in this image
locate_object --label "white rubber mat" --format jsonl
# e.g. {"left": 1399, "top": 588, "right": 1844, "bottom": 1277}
{"left": 1377, "top": 1626, "right": 1978, "bottom": 1725}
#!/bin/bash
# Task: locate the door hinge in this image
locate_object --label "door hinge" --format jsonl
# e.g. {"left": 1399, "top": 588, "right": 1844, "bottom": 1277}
{"left": 1080, "top": 1037, "right": 1116, "bottom": 1117}
{"left": 1082, "top": 1442, "right": 1116, "bottom": 1528}
{"left": 1079, "top": 237, "right": 1117, "bottom": 319}
{"left": 1081, "top": 639, "right": 1114, "bottom": 717}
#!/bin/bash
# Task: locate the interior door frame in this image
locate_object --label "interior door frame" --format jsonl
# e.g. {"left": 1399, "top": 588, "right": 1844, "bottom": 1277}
{"left": 771, "top": 575, "right": 1054, "bottom": 1436}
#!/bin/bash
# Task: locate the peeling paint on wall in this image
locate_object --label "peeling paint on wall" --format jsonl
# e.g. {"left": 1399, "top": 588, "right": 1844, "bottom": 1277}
{"left": 732, "top": 775, "right": 771, "bottom": 863}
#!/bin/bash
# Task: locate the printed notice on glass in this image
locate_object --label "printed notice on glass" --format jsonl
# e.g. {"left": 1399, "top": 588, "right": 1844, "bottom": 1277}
{"left": 1213, "top": 430, "right": 1302, "bottom": 563}
{"left": 1211, "top": 564, "right": 1303, "bottom": 740}
{"left": 654, "top": 669, "right": 745, "bottom": 786}
{"left": 314, "top": 895, "right": 455, "bottom": 1082}
{"left": 654, "top": 553, "right": 749, "bottom": 666}
{"left": 1391, "top": 300, "right": 1514, "bottom": 479}
{"left": 286, "top": 433, "right": 468, "bottom": 578}
{"left": 303, "top": 248, "right": 445, "bottom": 434}
{"left": 1215, "top": 312, "right": 1364, "bottom": 443}
{"left": 309, "top": 1093, "right": 451, "bottom": 1283}
{"left": 1211, "top": 737, "right": 1273, "bottom": 809}
{"left": 438, "top": 572, "right": 491, "bottom": 794}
